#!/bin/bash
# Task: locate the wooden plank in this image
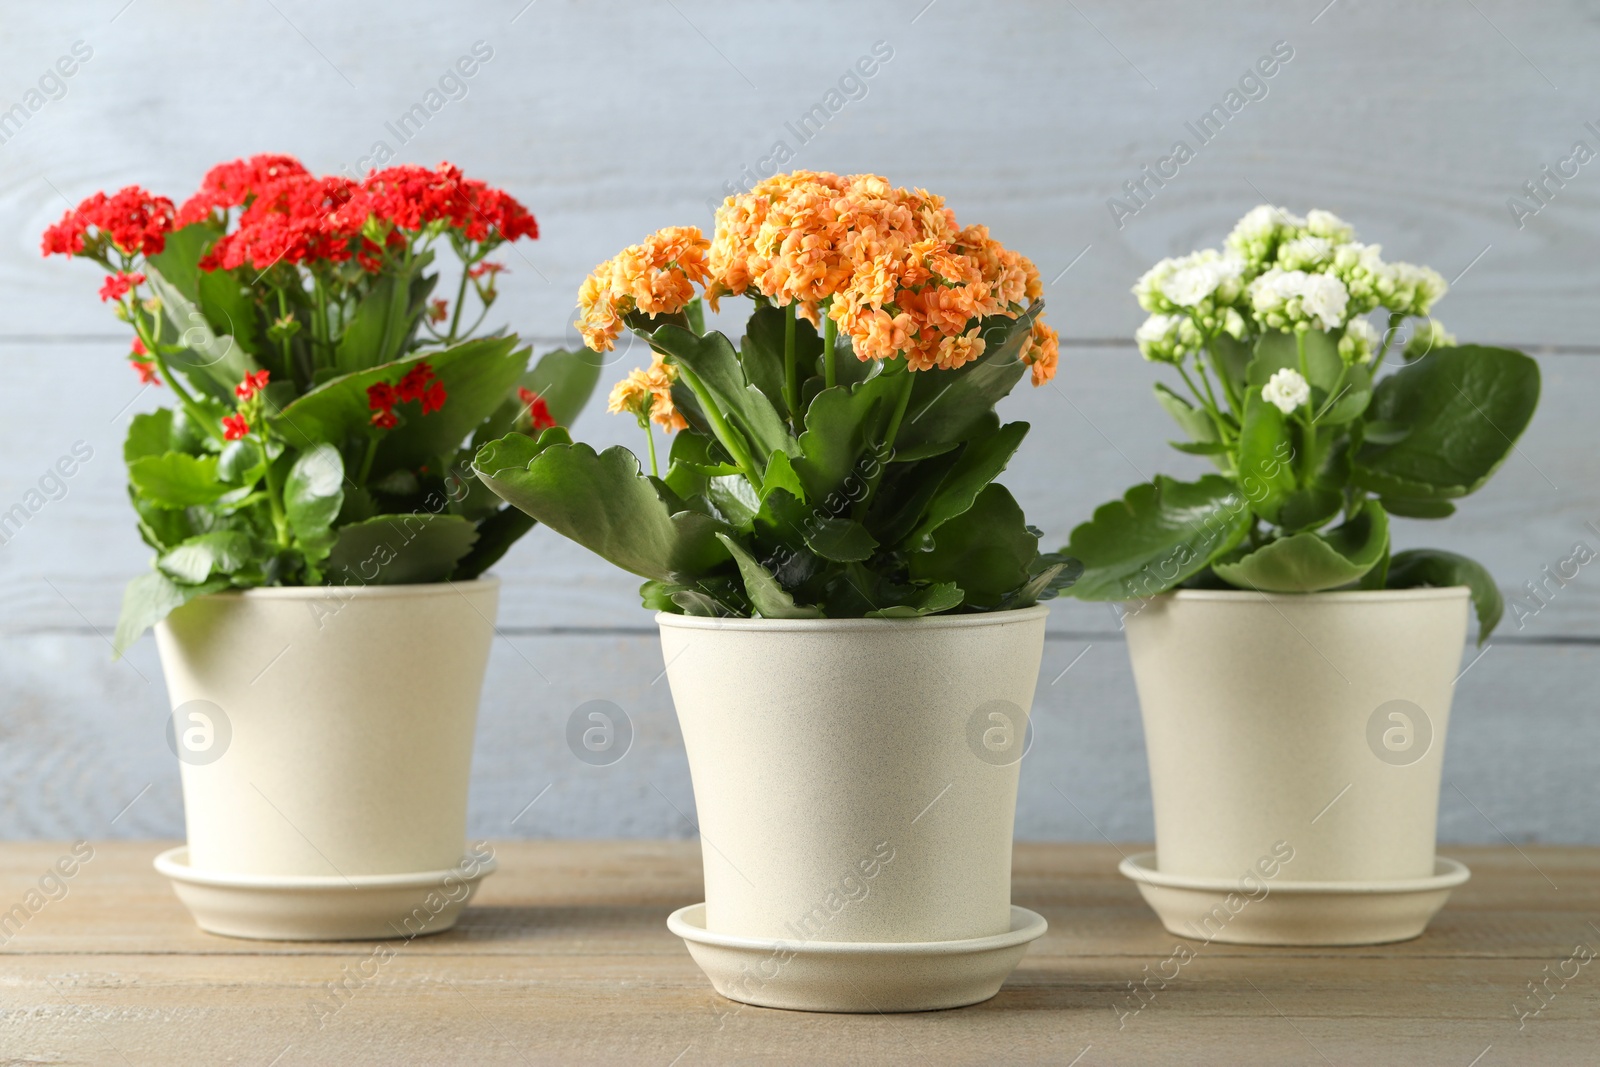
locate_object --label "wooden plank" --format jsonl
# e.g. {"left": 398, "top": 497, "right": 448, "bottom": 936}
{"left": 1, "top": 634, "right": 1596, "bottom": 845}
{"left": 2, "top": 1, "right": 1600, "bottom": 346}
{"left": 3, "top": 344, "right": 1595, "bottom": 638}
{"left": 0, "top": 843, "right": 1595, "bottom": 1064}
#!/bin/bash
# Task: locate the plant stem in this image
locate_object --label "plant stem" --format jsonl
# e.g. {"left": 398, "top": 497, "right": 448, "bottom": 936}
{"left": 822, "top": 313, "right": 837, "bottom": 389}
{"left": 262, "top": 450, "right": 291, "bottom": 548}
{"left": 132, "top": 310, "right": 222, "bottom": 443}
{"left": 854, "top": 371, "right": 914, "bottom": 517}
{"left": 357, "top": 434, "right": 379, "bottom": 484}
{"left": 674, "top": 361, "right": 762, "bottom": 489}
{"left": 446, "top": 260, "right": 472, "bottom": 343}
{"left": 783, "top": 301, "right": 799, "bottom": 432}
{"left": 1176, "top": 362, "right": 1233, "bottom": 445}
{"left": 643, "top": 419, "right": 659, "bottom": 478}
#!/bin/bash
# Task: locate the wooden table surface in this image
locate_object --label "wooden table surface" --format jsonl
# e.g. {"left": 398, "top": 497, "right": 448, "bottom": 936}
{"left": 0, "top": 842, "right": 1595, "bottom": 1066}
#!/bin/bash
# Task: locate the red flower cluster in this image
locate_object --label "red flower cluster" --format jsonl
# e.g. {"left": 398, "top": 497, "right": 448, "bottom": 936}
{"left": 176, "top": 154, "right": 310, "bottom": 226}
{"left": 428, "top": 298, "right": 449, "bottom": 323}
{"left": 222, "top": 414, "right": 250, "bottom": 441}
{"left": 41, "top": 186, "right": 175, "bottom": 258}
{"left": 235, "top": 369, "right": 270, "bottom": 400}
{"left": 99, "top": 271, "right": 145, "bottom": 302}
{"left": 519, "top": 386, "right": 556, "bottom": 431}
{"left": 468, "top": 261, "right": 506, "bottom": 279}
{"left": 367, "top": 361, "right": 448, "bottom": 430}
{"left": 343, "top": 164, "right": 538, "bottom": 243}
{"left": 200, "top": 175, "right": 366, "bottom": 273}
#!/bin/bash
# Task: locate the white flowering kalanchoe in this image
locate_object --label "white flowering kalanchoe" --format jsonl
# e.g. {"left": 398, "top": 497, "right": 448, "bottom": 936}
{"left": 1304, "top": 209, "right": 1354, "bottom": 243}
{"left": 1262, "top": 368, "right": 1311, "bottom": 414}
{"left": 1247, "top": 268, "right": 1351, "bottom": 332}
{"left": 1226, "top": 205, "right": 1306, "bottom": 268}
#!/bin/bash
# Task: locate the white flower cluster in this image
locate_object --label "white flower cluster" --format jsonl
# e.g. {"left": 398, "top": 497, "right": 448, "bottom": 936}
{"left": 1132, "top": 205, "right": 1450, "bottom": 366}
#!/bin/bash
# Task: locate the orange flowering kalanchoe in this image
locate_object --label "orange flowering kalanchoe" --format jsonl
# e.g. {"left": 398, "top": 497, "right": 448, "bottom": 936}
{"left": 574, "top": 171, "right": 1057, "bottom": 385}
{"left": 607, "top": 353, "right": 687, "bottom": 433}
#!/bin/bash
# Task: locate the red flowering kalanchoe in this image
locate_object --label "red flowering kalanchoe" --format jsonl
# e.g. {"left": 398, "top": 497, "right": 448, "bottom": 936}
{"left": 40, "top": 153, "right": 600, "bottom": 656}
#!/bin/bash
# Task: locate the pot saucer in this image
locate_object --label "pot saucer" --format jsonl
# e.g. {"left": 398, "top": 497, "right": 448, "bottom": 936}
{"left": 154, "top": 846, "right": 495, "bottom": 942}
{"left": 1118, "top": 851, "right": 1469, "bottom": 946}
{"left": 666, "top": 903, "right": 1047, "bottom": 1012}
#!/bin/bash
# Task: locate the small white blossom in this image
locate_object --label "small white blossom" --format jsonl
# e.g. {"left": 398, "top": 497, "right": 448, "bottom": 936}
{"left": 1226, "top": 204, "right": 1305, "bottom": 266}
{"left": 1247, "top": 268, "right": 1351, "bottom": 331}
{"left": 1134, "top": 312, "right": 1189, "bottom": 363}
{"left": 1262, "top": 368, "right": 1311, "bottom": 414}
{"left": 1135, "top": 249, "right": 1244, "bottom": 312}
{"left": 1275, "top": 235, "right": 1333, "bottom": 271}
{"left": 1387, "top": 262, "right": 1449, "bottom": 317}
{"left": 1338, "top": 317, "right": 1380, "bottom": 364}
{"left": 1305, "top": 209, "right": 1354, "bottom": 242}
{"left": 1403, "top": 319, "right": 1456, "bottom": 360}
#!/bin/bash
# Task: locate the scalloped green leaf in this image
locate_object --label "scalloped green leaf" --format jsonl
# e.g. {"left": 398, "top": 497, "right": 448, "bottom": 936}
{"left": 1065, "top": 475, "right": 1251, "bottom": 601}
{"left": 1213, "top": 502, "right": 1389, "bottom": 592}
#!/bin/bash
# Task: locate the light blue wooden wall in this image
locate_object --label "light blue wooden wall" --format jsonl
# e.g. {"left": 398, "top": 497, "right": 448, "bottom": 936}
{"left": 1, "top": 0, "right": 1596, "bottom": 844}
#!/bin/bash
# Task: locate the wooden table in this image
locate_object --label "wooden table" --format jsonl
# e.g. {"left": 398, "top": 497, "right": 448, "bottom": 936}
{"left": 0, "top": 842, "right": 1594, "bottom": 1065}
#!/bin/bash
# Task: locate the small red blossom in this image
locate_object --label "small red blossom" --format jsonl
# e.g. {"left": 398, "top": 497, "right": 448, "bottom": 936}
{"left": 98, "top": 271, "right": 146, "bottom": 302}
{"left": 234, "top": 369, "right": 271, "bottom": 400}
{"left": 367, "top": 382, "right": 397, "bottom": 411}
{"left": 222, "top": 414, "right": 250, "bottom": 440}
{"left": 421, "top": 381, "right": 448, "bottom": 415}
{"left": 131, "top": 360, "right": 161, "bottom": 386}
{"left": 200, "top": 174, "right": 362, "bottom": 272}
{"left": 396, "top": 362, "right": 436, "bottom": 403}
{"left": 176, "top": 154, "right": 309, "bottom": 226}
{"left": 370, "top": 409, "right": 399, "bottom": 430}
{"left": 42, "top": 187, "right": 175, "bottom": 258}
{"left": 469, "top": 261, "right": 506, "bottom": 279}
{"left": 428, "top": 298, "right": 449, "bottom": 323}
{"left": 518, "top": 386, "right": 557, "bottom": 431}
{"left": 131, "top": 337, "right": 148, "bottom": 357}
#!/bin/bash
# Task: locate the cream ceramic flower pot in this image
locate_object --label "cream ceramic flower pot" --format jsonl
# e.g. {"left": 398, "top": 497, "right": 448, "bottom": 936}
{"left": 152, "top": 579, "right": 499, "bottom": 940}
{"left": 1121, "top": 587, "right": 1472, "bottom": 944}
{"left": 657, "top": 606, "right": 1050, "bottom": 1011}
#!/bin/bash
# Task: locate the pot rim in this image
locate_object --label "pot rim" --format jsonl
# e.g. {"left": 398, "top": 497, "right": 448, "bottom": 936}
{"left": 1150, "top": 585, "right": 1470, "bottom": 605}
{"left": 200, "top": 576, "right": 500, "bottom": 601}
{"left": 655, "top": 603, "right": 1049, "bottom": 632}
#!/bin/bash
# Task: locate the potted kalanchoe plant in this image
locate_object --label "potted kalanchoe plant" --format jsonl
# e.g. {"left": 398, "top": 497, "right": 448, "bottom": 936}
{"left": 475, "top": 170, "right": 1076, "bottom": 1011}
{"left": 1065, "top": 206, "right": 1539, "bottom": 945}
{"left": 42, "top": 156, "right": 598, "bottom": 939}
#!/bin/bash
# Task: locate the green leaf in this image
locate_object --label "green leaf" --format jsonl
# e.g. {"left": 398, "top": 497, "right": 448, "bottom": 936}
{"left": 1315, "top": 363, "right": 1372, "bottom": 425}
{"left": 1354, "top": 345, "right": 1540, "bottom": 499}
{"left": 1249, "top": 329, "right": 1343, "bottom": 393}
{"left": 1154, "top": 382, "right": 1217, "bottom": 443}
{"left": 908, "top": 421, "right": 1029, "bottom": 548}
{"left": 1213, "top": 502, "right": 1389, "bottom": 592}
{"left": 648, "top": 324, "right": 793, "bottom": 464}
{"left": 143, "top": 258, "right": 256, "bottom": 402}
{"left": 908, "top": 483, "right": 1036, "bottom": 609}
{"left": 335, "top": 272, "right": 422, "bottom": 374}
{"left": 125, "top": 410, "right": 174, "bottom": 465}
{"left": 521, "top": 348, "right": 602, "bottom": 427}
{"left": 1387, "top": 547, "right": 1504, "bottom": 643}
{"left": 741, "top": 306, "right": 816, "bottom": 420}
{"left": 1277, "top": 487, "right": 1344, "bottom": 530}
{"left": 1381, "top": 496, "right": 1457, "bottom": 519}
{"left": 453, "top": 506, "right": 537, "bottom": 581}
{"left": 865, "top": 583, "right": 965, "bottom": 618}
{"left": 1236, "top": 392, "right": 1297, "bottom": 524}
{"left": 803, "top": 517, "right": 878, "bottom": 562}
{"left": 273, "top": 336, "right": 527, "bottom": 477}
{"left": 324, "top": 513, "right": 480, "bottom": 585}
{"left": 893, "top": 304, "right": 1038, "bottom": 461}
{"left": 128, "top": 453, "right": 229, "bottom": 507}
{"left": 706, "top": 474, "right": 761, "bottom": 529}
{"left": 158, "top": 531, "right": 263, "bottom": 583}
{"left": 791, "top": 371, "right": 900, "bottom": 505}
{"left": 473, "top": 435, "right": 734, "bottom": 583}
{"left": 216, "top": 437, "right": 265, "bottom": 484}
{"left": 114, "top": 570, "right": 229, "bottom": 657}
{"left": 1065, "top": 475, "right": 1252, "bottom": 601}
{"left": 283, "top": 443, "right": 345, "bottom": 541}
{"left": 715, "top": 533, "right": 822, "bottom": 618}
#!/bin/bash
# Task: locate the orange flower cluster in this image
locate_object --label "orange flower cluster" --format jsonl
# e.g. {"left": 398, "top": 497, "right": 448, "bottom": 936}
{"left": 607, "top": 353, "right": 687, "bottom": 433}
{"left": 576, "top": 227, "right": 710, "bottom": 351}
{"left": 574, "top": 171, "right": 1057, "bottom": 384}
